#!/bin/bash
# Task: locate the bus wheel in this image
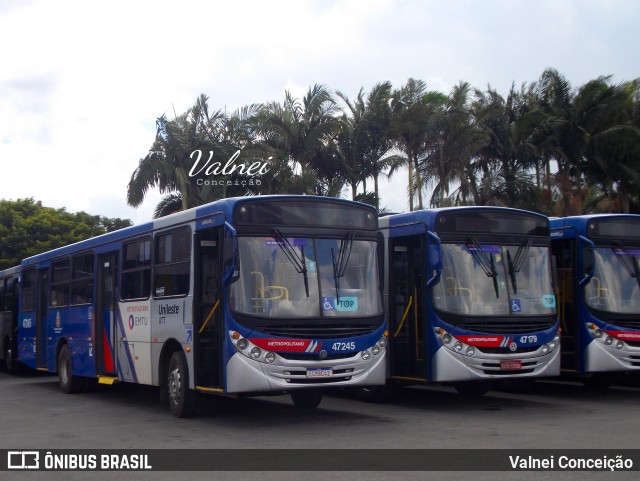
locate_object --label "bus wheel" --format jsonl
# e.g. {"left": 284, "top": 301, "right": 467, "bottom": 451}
{"left": 355, "top": 386, "right": 392, "bottom": 403}
{"left": 4, "top": 343, "right": 13, "bottom": 373}
{"left": 583, "top": 373, "right": 613, "bottom": 390}
{"left": 167, "top": 351, "right": 197, "bottom": 418}
{"left": 453, "top": 381, "right": 491, "bottom": 396}
{"left": 291, "top": 389, "right": 323, "bottom": 409}
{"left": 58, "top": 345, "right": 83, "bottom": 394}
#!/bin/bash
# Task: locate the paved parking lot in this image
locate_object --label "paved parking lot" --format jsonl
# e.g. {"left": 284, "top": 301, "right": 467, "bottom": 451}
{"left": 1, "top": 370, "right": 639, "bottom": 480}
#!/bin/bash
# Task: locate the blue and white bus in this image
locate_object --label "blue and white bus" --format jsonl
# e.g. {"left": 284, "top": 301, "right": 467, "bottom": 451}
{"left": 10, "top": 195, "right": 387, "bottom": 416}
{"left": 364, "top": 206, "right": 560, "bottom": 398}
{"left": 551, "top": 214, "right": 640, "bottom": 386}
{"left": 0, "top": 265, "right": 20, "bottom": 372}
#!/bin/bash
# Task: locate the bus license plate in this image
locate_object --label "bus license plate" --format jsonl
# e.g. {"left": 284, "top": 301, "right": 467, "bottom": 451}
{"left": 306, "top": 368, "right": 333, "bottom": 378}
{"left": 500, "top": 360, "right": 522, "bottom": 370}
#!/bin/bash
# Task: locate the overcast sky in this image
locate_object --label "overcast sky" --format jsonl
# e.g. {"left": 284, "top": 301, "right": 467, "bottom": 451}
{"left": 1, "top": 0, "right": 638, "bottom": 224}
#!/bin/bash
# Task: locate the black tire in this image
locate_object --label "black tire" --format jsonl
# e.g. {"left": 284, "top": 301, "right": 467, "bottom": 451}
{"left": 58, "top": 345, "right": 84, "bottom": 394}
{"left": 453, "top": 381, "right": 491, "bottom": 397}
{"left": 167, "top": 351, "right": 197, "bottom": 418}
{"left": 583, "top": 373, "right": 614, "bottom": 390}
{"left": 495, "top": 378, "right": 535, "bottom": 393}
{"left": 291, "top": 389, "right": 323, "bottom": 409}
{"left": 4, "top": 341, "right": 14, "bottom": 374}
{"left": 355, "top": 385, "right": 392, "bottom": 403}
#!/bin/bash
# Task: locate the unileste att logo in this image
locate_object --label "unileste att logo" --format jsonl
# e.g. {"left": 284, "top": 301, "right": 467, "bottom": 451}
{"left": 8, "top": 451, "right": 40, "bottom": 469}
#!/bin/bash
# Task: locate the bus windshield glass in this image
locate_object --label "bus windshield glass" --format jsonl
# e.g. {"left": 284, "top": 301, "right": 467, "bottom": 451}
{"left": 230, "top": 236, "right": 382, "bottom": 318}
{"left": 585, "top": 246, "right": 640, "bottom": 313}
{"left": 433, "top": 242, "right": 556, "bottom": 316}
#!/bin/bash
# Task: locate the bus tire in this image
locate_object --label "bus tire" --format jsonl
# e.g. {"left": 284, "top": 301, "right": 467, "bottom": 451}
{"left": 453, "top": 381, "right": 491, "bottom": 396}
{"left": 58, "top": 345, "right": 83, "bottom": 394}
{"left": 291, "top": 389, "right": 323, "bottom": 409}
{"left": 582, "top": 373, "right": 613, "bottom": 390}
{"left": 167, "top": 351, "right": 197, "bottom": 418}
{"left": 4, "top": 342, "right": 13, "bottom": 374}
{"left": 355, "top": 385, "right": 392, "bottom": 403}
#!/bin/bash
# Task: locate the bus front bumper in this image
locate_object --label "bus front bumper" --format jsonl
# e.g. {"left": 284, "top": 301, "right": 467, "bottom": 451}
{"left": 433, "top": 344, "right": 561, "bottom": 382}
{"left": 225, "top": 350, "right": 387, "bottom": 393}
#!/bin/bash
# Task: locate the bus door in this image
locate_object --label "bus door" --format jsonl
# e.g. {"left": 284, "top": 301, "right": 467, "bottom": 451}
{"left": 96, "top": 252, "right": 118, "bottom": 376}
{"left": 36, "top": 268, "right": 49, "bottom": 369}
{"left": 389, "top": 235, "right": 426, "bottom": 380}
{"left": 552, "top": 238, "right": 578, "bottom": 372}
{"left": 194, "top": 227, "right": 223, "bottom": 389}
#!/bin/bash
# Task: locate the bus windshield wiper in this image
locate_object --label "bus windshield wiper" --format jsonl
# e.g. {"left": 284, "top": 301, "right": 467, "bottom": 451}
{"left": 331, "top": 232, "right": 354, "bottom": 301}
{"left": 272, "top": 228, "right": 309, "bottom": 297}
{"left": 506, "top": 240, "right": 531, "bottom": 294}
{"left": 467, "top": 236, "right": 499, "bottom": 298}
{"left": 612, "top": 240, "right": 640, "bottom": 289}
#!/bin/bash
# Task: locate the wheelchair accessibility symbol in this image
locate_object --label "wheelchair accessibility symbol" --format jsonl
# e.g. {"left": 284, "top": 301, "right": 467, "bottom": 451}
{"left": 511, "top": 299, "right": 522, "bottom": 313}
{"left": 322, "top": 297, "right": 335, "bottom": 310}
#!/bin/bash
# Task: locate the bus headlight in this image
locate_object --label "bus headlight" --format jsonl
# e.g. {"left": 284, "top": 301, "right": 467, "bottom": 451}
{"left": 586, "top": 324, "right": 626, "bottom": 351}
{"left": 378, "top": 336, "right": 387, "bottom": 348}
{"left": 437, "top": 328, "right": 476, "bottom": 356}
{"left": 250, "top": 347, "right": 262, "bottom": 359}
{"left": 361, "top": 350, "right": 371, "bottom": 360}
{"left": 372, "top": 345, "right": 380, "bottom": 355}
{"left": 229, "top": 331, "right": 280, "bottom": 365}
{"left": 541, "top": 344, "right": 549, "bottom": 354}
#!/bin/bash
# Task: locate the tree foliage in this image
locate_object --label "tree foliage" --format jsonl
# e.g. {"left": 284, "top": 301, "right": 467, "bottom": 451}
{"left": 0, "top": 198, "right": 132, "bottom": 270}
{"left": 129, "top": 70, "right": 640, "bottom": 216}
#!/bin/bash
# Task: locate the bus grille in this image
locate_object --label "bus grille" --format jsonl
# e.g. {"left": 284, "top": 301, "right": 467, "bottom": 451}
{"left": 256, "top": 325, "right": 379, "bottom": 339}
{"left": 456, "top": 320, "right": 555, "bottom": 335}
{"left": 610, "top": 319, "right": 640, "bottom": 329}
{"left": 279, "top": 352, "right": 355, "bottom": 361}
{"left": 476, "top": 346, "right": 539, "bottom": 355}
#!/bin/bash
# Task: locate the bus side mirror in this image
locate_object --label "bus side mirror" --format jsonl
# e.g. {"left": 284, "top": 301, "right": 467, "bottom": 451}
{"left": 426, "top": 231, "right": 442, "bottom": 288}
{"left": 224, "top": 248, "right": 240, "bottom": 285}
{"left": 578, "top": 239, "right": 595, "bottom": 288}
{"left": 583, "top": 247, "right": 594, "bottom": 277}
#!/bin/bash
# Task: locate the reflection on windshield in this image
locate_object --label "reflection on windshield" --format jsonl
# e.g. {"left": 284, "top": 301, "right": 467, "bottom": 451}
{"left": 230, "top": 236, "right": 382, "bottom": 318}
{"left": 585, "top": 247, "right": 640, "bottom": 314}
{"left": 432, "top": 243, "right": 556, "bottom": 316}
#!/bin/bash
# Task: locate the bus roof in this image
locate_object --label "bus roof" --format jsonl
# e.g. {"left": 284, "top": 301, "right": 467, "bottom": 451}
{"left": 550, "top": 213, "right": 640, "bottom": 240}
{"left": 19, "top": 195, "right": 376, "bottom": 267}
{"left": 0, "top": 265, "right": 20, "bottom": 278}
{"left": 550, "top": 214, "right": 640, "bottom": 229}
{"left": 380, "top": 206, "right": 547, "bottom": 230}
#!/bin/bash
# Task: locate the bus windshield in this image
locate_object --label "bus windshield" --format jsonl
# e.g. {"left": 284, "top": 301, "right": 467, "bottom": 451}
{"left": 230, "top": 236, "right": 382, "bottom": 318}
{"left": 585, "top": 247, "right": 640, "bottom": 314}
{"left": 433, "top": 242, "right": 556, "bottom": 316}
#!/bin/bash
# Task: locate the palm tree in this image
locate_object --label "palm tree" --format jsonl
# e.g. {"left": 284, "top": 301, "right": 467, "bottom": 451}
{"left": 259, "top": 84, "right": 342, "bottom": 195}
{"left": 335, "top": 81, "right": 395, "bottom": 208}
{"left": 583, "top": 79, "right": 640, "bottom": 213}
{"left": 127, "top": 94, "right": 228, "bottom": 215}
{"left": 390, "top": 79, "right": 446, "bottom": 211}
{"left": 471, "top": 83, "right": 555, "bottom": 212}
{"left": 422, "top": 81, "right": 488, "bottom": 207}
